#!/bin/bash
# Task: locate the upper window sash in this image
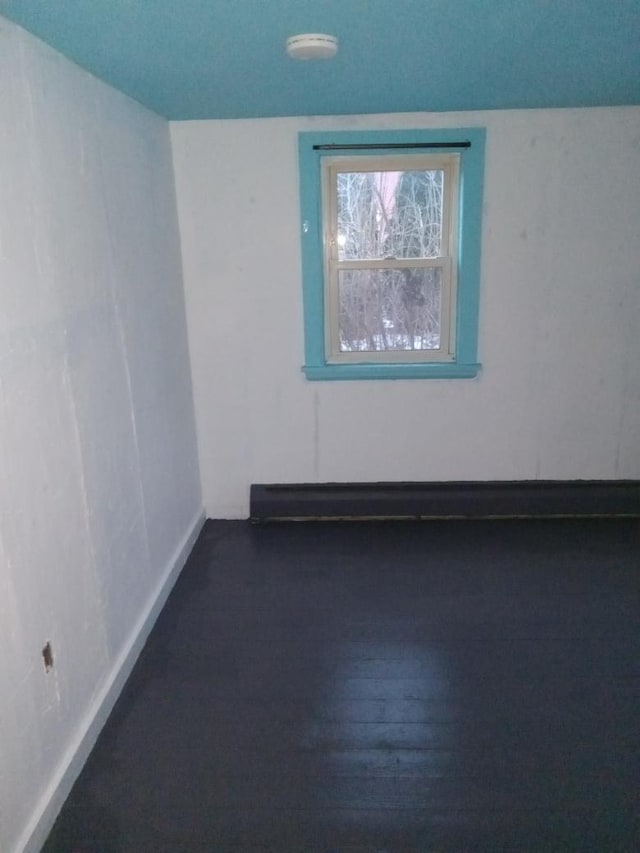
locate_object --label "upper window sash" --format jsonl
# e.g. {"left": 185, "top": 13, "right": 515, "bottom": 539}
{"left": 323, "top": 154, "right": 459, "bottom": 262}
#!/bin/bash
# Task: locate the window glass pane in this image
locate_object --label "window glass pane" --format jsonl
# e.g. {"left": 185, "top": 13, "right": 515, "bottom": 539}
{"left": 338, "top": 268, "right": 442, "bottom": 352}
{"left": 336, "top": 170, "right": 444, "bottom": 261}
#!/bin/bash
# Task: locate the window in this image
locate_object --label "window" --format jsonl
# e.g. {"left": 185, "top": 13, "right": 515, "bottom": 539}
{"left": 324, "top": 154, "right": 458, "bottom": 363}
{"left": 298, "top": 129, "right": 486, "bottom": 380}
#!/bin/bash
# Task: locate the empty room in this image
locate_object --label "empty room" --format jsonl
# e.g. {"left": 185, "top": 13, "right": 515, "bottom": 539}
{"left": 0, "top": 1, "right": 638, "bottom": 851}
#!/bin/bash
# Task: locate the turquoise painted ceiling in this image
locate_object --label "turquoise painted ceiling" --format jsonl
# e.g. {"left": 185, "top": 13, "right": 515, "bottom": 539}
{"left": 1, "top": 0, "right": 638, "bottom": 120}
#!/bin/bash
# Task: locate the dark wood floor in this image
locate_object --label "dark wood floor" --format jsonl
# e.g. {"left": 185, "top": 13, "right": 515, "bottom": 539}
{"left": 43, "top": 518, "right": 639, "bottom": 851}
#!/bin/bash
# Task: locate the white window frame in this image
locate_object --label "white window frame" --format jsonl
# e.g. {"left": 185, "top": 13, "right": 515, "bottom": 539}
{"left": 321, "top": 153, "right": 460, "bottom": 364}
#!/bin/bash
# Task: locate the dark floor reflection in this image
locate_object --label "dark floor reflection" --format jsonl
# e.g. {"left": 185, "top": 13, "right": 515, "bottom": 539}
{"left": 43, "top": 519, "right": 640, "bottom": 851}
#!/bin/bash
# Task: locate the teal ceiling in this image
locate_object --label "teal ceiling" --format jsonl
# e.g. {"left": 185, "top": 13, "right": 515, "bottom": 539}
{"left": 1, "top": 0, "right": 638, "bottom": 120}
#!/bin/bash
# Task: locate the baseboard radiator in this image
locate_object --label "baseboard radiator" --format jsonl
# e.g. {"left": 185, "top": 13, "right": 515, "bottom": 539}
{"left": 250, "top": 481, "right": 640, "bottom": 522}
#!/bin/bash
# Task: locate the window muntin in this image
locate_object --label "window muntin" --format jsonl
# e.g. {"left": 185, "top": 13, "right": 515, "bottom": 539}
{"left": 323, "top": 154, "right": 459, "bottom": 363}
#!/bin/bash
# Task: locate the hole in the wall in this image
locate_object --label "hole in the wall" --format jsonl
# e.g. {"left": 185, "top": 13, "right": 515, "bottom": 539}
{"left": 42, "top": 641, "right": 54, "bottom": 672}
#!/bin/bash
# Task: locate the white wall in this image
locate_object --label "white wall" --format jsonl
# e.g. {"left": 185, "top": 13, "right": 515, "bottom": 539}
{"left": 0, "top": 19, "right": 202, "bottom": 853}
{"left": 171, "top": 107, "right": 640, "bottom": 518}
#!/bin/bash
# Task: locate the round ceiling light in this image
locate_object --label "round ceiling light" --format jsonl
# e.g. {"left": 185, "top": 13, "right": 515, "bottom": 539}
{"left": 286, "top": 33, "right": 338, "bottom": 61}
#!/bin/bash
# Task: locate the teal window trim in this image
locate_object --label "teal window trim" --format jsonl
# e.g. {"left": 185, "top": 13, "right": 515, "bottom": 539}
{"left": 298, "top": 127, "right": 486, "bottom": 381}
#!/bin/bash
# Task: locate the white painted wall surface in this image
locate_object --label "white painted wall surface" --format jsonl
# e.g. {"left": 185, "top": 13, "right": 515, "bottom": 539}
{"left": 171, "top": 107, "right": 640, "bottom": 518}
{"left": 0, "top": 19, "right": 202, "bottom": 853}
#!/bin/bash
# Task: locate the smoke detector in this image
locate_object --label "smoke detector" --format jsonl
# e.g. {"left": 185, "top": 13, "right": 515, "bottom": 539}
{"left": 286, "top": 34, "right": 338, "bottom": 60}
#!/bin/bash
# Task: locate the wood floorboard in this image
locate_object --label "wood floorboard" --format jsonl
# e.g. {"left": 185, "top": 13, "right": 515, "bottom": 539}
{"left": 43, "top": 518, "right": 640, "bottom": 851}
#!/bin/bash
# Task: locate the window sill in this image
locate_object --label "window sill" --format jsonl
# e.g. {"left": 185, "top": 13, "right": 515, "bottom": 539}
{"left": 302, "top": 362, "right": 481, "bottom": 381}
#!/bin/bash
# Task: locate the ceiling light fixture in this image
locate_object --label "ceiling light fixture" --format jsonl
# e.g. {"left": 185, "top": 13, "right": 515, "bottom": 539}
{"left": 286, "top": 33, "right": 338, "bottom": 61}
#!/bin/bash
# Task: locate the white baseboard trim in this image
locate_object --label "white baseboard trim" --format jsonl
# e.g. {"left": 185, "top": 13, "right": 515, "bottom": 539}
{"left": 18, "top": 508, "right": 206, "bottom": 853}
